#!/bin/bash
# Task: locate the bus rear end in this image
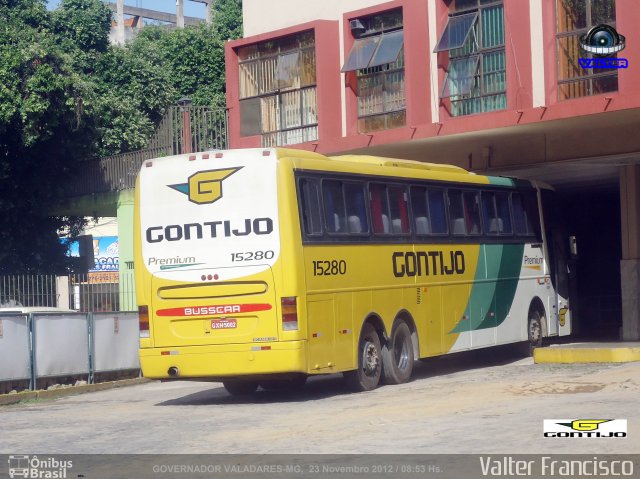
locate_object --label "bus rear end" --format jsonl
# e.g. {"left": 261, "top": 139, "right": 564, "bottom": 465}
{"left": 135, "top": 149, "right": 306, "bottom": 388}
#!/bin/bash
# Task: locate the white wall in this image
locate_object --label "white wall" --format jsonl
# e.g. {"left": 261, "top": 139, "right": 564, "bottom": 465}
{"left": 82, "top": 218, "right": 118, "bottom": 238}
{"left": 243, "top": 0, "right": 383, "bottom": 37}
{"left": 243, "top": 0, "right": 388, "bottom": 137}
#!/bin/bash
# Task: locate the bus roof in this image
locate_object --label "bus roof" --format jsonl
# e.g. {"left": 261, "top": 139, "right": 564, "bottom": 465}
{"left": 140, "top": 148, "right": 534, "bottom": 190}
{"left": 327, "top": 155, "right": 470, "bottom": 174}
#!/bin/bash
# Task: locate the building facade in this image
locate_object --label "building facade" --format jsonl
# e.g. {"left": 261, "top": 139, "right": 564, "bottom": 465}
{"left": 225, "top": 0, "right": 640, "bottom": 340}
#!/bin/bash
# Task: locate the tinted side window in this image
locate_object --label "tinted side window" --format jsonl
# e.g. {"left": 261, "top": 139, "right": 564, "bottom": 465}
{"left": 495, "top": 193, "right": 512, "bottom": 234}
{"left": 449, "top": 190, "right": 466, "bottom": 235}
{"left": 410, "top": 187, "right": 429, "bottom": 234}
{"left": 463, "top": 191, "right": 481, "bottom": 235}
{"left": 344, "top": 182, "right": 369, "bottom": 234}
{"left": 370, "top": 184, "right": 409, "bottom": 235}
{"left": 449, "top": 190, "right": 481, "bottom": 236}
{"left": 370, "top": 183, "right": 390, "bottom": 234}
{"left": 410, "top": 187, "right": 448, "bottom": 235}
{"left": 428, "top": 189, "right": 448, "bottom": 234}
{"left": 512, "top": 192, "right": 540, "bottom": 238}
{"left": 482, "top": 191, "right": 513, "bottom": 235}
{"left": 322, "top": 180, "right": 346, "bottom": 233}
{"left": 299, "top": 179, "right": 322, "bottom": 235}
{"left": 389, "top": 185, "right": 409, "bottom": 234}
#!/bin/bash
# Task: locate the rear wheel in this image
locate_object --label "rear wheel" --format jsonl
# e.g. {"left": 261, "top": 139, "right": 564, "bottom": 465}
{"left": 343, "top": 323, "right": 382, "bottom": 392}
{"left": 528, "top": 309, "right": 544, "bottom": 352}
{"left": 382, "top": 321, "right": 414, "bottom": 384}
{"left": 223, "top": 380, "right": 259, "bottom": 396}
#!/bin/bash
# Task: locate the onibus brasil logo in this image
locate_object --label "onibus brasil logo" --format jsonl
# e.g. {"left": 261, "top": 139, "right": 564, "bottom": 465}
{"left": 544, "top": 419, "right": 627, "bottom": 437}
{"left": 169, "top": 167, "right": 242, "bottom": 205}
{"left": 7, "top": 455, "right": 73, "bottom": 478}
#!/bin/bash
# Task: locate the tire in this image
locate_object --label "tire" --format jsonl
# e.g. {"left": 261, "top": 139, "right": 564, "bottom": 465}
{"left": 222, "top": 380, "right": 259, "bottom": 396}
{"left": 382, "top": 321, "right": 414, "bottom": 385}
{"left": 343, "top": 323, "right": 382, "bottom": 392}
{"left": 528, "top": 309, "right": 544, "bottom": 353}
{"left": 260, "top": 374, "right": 307, "bottom": 391}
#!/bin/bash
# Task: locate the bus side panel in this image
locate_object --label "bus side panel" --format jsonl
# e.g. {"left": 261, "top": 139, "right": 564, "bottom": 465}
{"left": 469, "top": 282, "right": 498, "bottom": 349}
{"left": 304, "top": 291, "right": 358, "bottom": 374}
{"left": 443, "top": 283, "right": 472, "bottom": 353}
{"left": 334, "top": 292, "right": 355, "bottom": 371}
{"left": 307, "top": 296, "right": 335, "bottom": 373}
{"left": 416, "top": 285, "right": 443, "bottom": 357}
{"left": 494, "top": 243, "right": 552, "bottom": 344}
{"left": 473, "top": 244, "right": 514, "bottom": 348}
{"left": 439, "top": 244, "right": 482, "bottom": 354}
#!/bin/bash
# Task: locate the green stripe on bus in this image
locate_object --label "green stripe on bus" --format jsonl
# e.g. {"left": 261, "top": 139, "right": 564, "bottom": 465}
{"left": 451, "top": 245, "right": 497, "bottom": 334}
{"left": 476, "top": 243, "right": 525, "bottom": 330}
{"left": 450, "top": 243, "right": 525, "bottom": 333}
{"left": 487, "top": 176, "right": 516, "bottom": 187}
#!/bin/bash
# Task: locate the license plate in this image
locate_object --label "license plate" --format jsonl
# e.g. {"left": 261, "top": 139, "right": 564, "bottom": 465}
{"left": 211, "top": 318, "right": 237, "bottom": 330}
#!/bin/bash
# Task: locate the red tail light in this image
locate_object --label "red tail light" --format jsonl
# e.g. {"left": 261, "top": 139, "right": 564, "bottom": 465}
{"left": 281, "top": 297, "right": 298, "bottom": 331}
{"left": 139, "top": 305, "right": 150, "bottom": 338}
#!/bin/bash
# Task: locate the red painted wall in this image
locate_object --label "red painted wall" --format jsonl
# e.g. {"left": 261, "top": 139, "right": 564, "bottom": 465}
{"left": 225, "top": 0, "right": 640, "bottom": 154}
{"left": 225, "top": 20, "right": 341, "bottom": 150}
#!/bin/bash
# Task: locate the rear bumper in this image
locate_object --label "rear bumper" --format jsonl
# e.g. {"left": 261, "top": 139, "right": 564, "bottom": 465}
{"left": 139, "top": 340, "right": 307, "bottom": 379}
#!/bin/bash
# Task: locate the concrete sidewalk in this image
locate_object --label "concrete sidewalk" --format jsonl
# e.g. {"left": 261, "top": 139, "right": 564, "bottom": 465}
{"left": 534, "top": 341, "right": 640, "bottom": 363}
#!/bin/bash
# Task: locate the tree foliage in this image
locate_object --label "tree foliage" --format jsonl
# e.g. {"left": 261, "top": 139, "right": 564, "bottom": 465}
{"left": 0, "top": 0, "right": 95, "bottom": 273}
{"left": 0, "top": 0, "right": 242, "bottom": 273}
{"left": 130, "top": 0, "right": 242, "bottom": 109}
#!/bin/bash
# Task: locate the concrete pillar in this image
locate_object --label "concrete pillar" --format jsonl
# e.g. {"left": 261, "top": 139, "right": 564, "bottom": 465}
{"left": 192, "top": 0, "right": 213, "bottom": 24}
{"left": 619, "top": 165, "right": 640, "bottom": 340}
{"left": 176, "top": 0, "right": 185, "bottom": 28}
{"left": 116, "top": 0, "right": 125, "bottom": 44}
{"left": 56, "top": 276, "right": 70, "bottom": 310}
{"left": 205, "top": 1, "right": 212, "bottom": 25}
{"left": 117, "top": 189, "right": 136, "bottom": 312}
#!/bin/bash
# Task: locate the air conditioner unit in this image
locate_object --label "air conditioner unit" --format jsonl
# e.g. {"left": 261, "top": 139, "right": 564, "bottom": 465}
{"left": 350, "top": 19, "right": 366, "bottom": 37}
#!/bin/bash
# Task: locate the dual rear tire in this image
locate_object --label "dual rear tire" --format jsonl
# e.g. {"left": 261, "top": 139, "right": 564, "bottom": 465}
{"left": 344, "top": 320, "right": 414, "bottom": 392}
{"left": 225, "top": 320, "right": 415, "bottom": 395}
{"left": 382, "top": 321, "right": 414, "bottom": 385}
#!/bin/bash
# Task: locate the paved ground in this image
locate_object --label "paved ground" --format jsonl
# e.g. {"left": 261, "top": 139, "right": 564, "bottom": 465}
{"left": 1, "top": 346, "right": 638, "bottom": 455}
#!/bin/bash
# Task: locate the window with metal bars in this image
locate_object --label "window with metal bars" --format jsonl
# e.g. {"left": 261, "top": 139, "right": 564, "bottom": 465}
{"left": 436, "top": 0, "right": 506, "bottom": 117}
{"left": 556, "top": 0, "right": 617, "bottom": 100}
{"left": 237, "top": 31, "right": 318, "bottom": 147}
{"left": 342, "top": 9, "right": 406, "bottom": 133}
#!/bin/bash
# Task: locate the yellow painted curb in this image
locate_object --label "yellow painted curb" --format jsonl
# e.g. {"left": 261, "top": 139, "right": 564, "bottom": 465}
{"left": 534, "top": 347, "right": 640, "bottom": 364}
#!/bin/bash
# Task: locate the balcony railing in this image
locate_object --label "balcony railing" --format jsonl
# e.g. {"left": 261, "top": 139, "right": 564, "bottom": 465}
{"left": 69, "top": 106, "right": 228, "bottom": 196}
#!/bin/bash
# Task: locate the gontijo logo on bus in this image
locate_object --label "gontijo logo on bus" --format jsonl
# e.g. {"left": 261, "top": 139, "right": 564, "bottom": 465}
{"left": 157, "top": 303, "right": 272, "bottom": 317}
{"left": 169, "top": 167, "right": 242, "bottom": 205}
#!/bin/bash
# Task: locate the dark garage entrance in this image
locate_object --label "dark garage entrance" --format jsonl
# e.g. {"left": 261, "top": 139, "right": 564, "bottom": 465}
{"left": 557, "top": 187, "right": 622, "bottom": 339}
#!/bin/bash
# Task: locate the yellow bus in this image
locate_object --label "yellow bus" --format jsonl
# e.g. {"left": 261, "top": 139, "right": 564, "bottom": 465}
{"left": 134, "top": 148, "right": 571, "bottom": 395}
